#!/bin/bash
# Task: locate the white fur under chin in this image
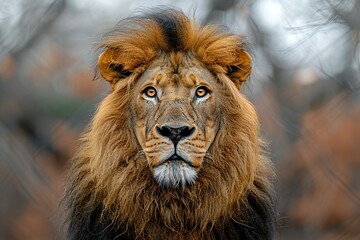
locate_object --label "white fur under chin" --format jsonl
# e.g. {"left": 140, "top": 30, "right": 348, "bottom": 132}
{"left": 153, "top": 161, "right": 197, "bottom": 188}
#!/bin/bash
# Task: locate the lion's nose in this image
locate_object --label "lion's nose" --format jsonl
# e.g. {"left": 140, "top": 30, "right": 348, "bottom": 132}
{"left": 156, "top": 125, "right": 195, "bottom": 145}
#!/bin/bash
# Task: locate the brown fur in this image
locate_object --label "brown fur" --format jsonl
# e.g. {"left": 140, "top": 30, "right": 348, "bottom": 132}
{"left": 64, "top": 9, "right": 275, "bottom": 240}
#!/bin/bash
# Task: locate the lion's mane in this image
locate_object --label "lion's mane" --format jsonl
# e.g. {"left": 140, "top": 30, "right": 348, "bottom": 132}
{"left": 63, "top": 9, "right": 276, "bottom": 240}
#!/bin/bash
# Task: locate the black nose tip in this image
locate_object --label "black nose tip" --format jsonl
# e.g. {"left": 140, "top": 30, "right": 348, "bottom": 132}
{"left": 156, "top": 126, "right": 195, "bottom": 145}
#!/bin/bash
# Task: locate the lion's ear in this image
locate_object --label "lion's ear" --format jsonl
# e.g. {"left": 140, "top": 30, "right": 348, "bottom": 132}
{"left": 226, "top": 50, "right": 252, "bottom": 89}
{"left": 98, "top": 48, "right": 133, "bottom": 87}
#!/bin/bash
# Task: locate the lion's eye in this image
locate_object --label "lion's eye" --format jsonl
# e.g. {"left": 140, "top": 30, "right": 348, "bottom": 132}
{"left": 143, "top": 87, "right": 157, "bottom": 98}
{"left": 195, "top": 86, "right": 209, "bottom": 98}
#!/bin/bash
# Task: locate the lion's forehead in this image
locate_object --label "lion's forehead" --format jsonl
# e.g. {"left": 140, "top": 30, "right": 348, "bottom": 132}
{"left": 137, "top": 55, "right": 216, "bottom": 90}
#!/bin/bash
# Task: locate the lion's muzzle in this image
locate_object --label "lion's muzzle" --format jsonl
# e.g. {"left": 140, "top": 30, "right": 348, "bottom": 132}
{"left": 145, "top": 123, "right": 206, "bottom": 188}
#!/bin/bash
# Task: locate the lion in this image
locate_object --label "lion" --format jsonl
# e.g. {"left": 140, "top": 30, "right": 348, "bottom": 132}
{"left": 63, "top": 8, "right": 276, "bottom": 240}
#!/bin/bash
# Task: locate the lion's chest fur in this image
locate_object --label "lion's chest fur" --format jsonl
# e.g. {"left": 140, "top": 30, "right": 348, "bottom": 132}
{"left": 67, "top": 184, "right": 275, "bottom": 240}
{"left": 66, "top": 155, "right": 275, "bottom": 239}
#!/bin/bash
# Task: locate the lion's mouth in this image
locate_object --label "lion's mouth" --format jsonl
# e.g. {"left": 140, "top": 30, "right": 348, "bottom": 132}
{"left": 165, "top": 154, "right": 196, "bottom": 168}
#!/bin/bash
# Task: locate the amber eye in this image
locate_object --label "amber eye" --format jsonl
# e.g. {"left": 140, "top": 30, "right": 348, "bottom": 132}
{"left": 143, "top": 86, "right": 157, "bottom": 98}
{"left": 195, "top": 86, "right": 209, "bottom": 98}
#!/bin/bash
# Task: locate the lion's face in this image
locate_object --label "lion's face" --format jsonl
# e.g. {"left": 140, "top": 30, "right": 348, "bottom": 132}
{"left": 130, "top": 55, "right": 220, "bottom": 188}
{"left": 96, "top": 11, "right": 253, "bottom": 189}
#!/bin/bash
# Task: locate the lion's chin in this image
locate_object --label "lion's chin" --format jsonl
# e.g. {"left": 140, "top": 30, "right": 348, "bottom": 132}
{"left": 153, "top": 160, "right": 198, "bottom": 188}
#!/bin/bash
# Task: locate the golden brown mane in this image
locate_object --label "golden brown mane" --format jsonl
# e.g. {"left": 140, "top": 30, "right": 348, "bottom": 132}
{"left": 63, "top": 8, "right": 275, "bottom": 240}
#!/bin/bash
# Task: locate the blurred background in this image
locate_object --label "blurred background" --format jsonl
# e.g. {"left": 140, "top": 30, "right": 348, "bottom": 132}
{"left": 0, "top": 0, "right": 359, "bottom": 239}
